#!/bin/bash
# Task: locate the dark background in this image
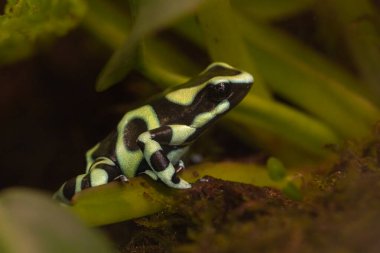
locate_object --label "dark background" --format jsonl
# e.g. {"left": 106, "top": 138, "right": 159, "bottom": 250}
{"left": 0, "top": 30, "right": 132, "bottom": 191}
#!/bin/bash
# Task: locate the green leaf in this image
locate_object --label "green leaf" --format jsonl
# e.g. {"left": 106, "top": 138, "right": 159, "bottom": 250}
{"left": 232, "top": 0, "right": 315, "bottom": 21}
{"left": 266, "top": 157, "right": 286, "bottom": 181}
{"left": 96, "top": 0, "right": 205, "bottom": 91}
{"left": 197, "top": 0, "right": 270, "bottom": 98}
{"left": 0, "top": 0, "right": 87, "bottom": 65}
{"left": 282, "top": 182, "right": 303, "bottom": 201}
{"left": 139, "top": 37, "right": 202, "bottom": 87}
{"left": 228, "top": 94, "right": 340, "bottom": 157}
{"left": 82, "top": 0, "right": 130, "bottom": 49}
{"left": 0, "top": 188, "right": 114, "bottom": 253}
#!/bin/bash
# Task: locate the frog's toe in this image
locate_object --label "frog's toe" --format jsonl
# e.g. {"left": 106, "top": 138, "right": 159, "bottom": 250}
{"left": 114, "top": 175, "right": 129, "bottom": 183}
{"left": 175, "top": 160, "right": 185, "bottom": 173}
{"left": 172, "top": 176, "right": 191, "bottom": 189}
{"left": 179, "top": 179, "right": 192, "bottom": 189}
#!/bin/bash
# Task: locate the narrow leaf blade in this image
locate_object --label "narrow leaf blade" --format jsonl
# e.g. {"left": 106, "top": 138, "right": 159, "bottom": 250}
{"left": 96, "top": 0, "right": 204, "bottom": 91}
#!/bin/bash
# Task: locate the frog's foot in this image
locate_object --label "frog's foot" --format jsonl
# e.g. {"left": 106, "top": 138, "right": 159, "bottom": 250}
{"left": 172, "top": 176, "right": 191, "bottom": 189}
{"left": 156, "top": 169, "right": 191, "bottom": 189}
{"left": 114, "top": 175, "right": 129, "bottom": 183}
{"left": 175, "top": 160, "right": 185, "bottom": 173}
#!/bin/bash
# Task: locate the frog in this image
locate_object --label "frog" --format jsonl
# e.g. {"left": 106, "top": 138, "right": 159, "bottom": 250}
{"left": 54, "top": 62, "right": 253, "bottom": 203}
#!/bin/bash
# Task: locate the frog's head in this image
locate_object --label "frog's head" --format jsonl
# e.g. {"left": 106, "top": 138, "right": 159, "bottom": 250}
{"left": 200, "top": 62, "right": 253, "bottom": 109}
{"left": 164, "top": 62, "right": 253, "bottom": 128}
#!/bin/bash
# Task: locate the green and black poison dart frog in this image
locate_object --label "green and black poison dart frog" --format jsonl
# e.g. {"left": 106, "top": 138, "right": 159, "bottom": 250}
{"left": 54, "top": 62, "right": 253, "bottom": 203}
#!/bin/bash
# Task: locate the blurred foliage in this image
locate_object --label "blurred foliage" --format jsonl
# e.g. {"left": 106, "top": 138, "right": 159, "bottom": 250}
{"left": 233, "top": 0, "right": 316, "bottom": 21}
{"left": 316, "top": 0, "right": 380, "bottom": 97}
{"left": 95, "top": 0, "right": 205, "bottom": 91}
{"left": 0, "top": 0, "right": 86, "bottom": 64}
{"left": 266, "top": 157, "right": 286, "bottom": 181}
{"left": 0, "top": 189, "right": 114, "bottom": 253}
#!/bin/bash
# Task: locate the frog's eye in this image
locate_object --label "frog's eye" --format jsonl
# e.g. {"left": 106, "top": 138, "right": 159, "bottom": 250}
{"left": 208, "top": 82, "right": 231, "bottom": 102}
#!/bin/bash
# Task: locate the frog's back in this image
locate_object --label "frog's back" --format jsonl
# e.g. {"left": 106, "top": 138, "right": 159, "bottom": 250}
{"left": 86, "top": 105, "right": 161, "bottom": 176}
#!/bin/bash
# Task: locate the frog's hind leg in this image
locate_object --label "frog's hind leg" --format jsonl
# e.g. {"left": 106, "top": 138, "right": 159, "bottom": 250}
{"left": 53, "top": 157, "right": 123, "bottom": 204}
{"left": 84, "top": 157, "right": 123, "bottom": 187}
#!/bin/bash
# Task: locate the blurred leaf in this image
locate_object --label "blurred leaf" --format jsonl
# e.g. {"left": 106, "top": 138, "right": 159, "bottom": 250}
{"left": 96, "top": 0, "right": 205, "bottom": 91}
{"left": 239, "top": 17, "right": 380, "bottom": 138}
{"left": 316, "top": 0, "right": 380, "bottom": 99}
{"left": 282, "top": 182, "right": 303, "bottom": 201}
{"left": 139, "top": 37, "right": 202, "bottom": 86}
{"left": 229, "top": 95, "right": 340, "bottom": 157}
{"left": 82, "top": 0, "right": 130, "bottom": 49}
{"left": 0, "top": 188, "right": 114, "bottom": 253}
{"left": 266, "top": 157, "right": 286, "bottom": 181}
{"left": 71, "top": 162, "right": 299, "bottom": 226}
{"left": 197, "top": 0, "right": 270, "bottom": 98}
{"left": 0, "top": 0, "right": 87, "bottom": 65}
{"left": 233, "top": 0, "right": 315, "bottom": 21}
{"left": 173, "top": 16, "right": 205, "bottom": 49}
{"left": 130, "top": 0, "right": 204, "bottom": 40}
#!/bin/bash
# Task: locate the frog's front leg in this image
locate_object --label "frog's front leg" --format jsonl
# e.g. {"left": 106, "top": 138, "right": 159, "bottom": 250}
{"left": 137, "top": 125, "right": 195, "bottom": 189}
